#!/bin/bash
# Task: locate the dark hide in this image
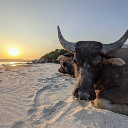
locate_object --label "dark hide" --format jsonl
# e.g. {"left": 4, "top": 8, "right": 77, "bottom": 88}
{"left": 95, "top": 48, "right": 128, "bottom": 104}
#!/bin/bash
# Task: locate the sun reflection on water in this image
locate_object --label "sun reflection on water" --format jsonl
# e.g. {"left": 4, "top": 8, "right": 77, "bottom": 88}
{"left": 9, "top": 62, "right": 16, "bottom": 66}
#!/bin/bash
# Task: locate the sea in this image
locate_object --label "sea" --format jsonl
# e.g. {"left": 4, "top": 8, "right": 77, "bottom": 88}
{"left": 0, "top": 60, "right": 32, "bottom": 67}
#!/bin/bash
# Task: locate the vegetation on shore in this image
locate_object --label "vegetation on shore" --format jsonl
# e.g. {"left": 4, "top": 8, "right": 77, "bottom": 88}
{"left": 40, "top": 49, "right": 68, "bottom": 63}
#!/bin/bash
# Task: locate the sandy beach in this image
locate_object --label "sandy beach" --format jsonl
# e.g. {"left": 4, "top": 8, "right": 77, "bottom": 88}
{"left": 0, "top": 63, "right": 128, "bottom": 128}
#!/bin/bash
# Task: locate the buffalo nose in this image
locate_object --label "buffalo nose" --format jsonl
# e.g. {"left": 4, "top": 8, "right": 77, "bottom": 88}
{"left": 79, "top": 92, "right": 90, "bottom": 101}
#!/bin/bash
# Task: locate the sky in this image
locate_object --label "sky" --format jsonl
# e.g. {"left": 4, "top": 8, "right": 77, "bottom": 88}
{"left": 0, "top": 0, "right": 128, "bottom": 60}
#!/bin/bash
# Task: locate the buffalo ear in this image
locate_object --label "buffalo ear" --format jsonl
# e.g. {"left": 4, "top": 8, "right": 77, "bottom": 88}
{"left": 63, "top": 53, "right": 74, "bottom": 57}
{"left": 56, "top": 54, "right": 73, "bottom": 62}
{"left": 102, "top": 57, "right": 126, "bottom": 66}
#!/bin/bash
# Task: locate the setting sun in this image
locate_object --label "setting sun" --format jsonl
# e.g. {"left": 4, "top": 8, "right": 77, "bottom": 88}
{"left": 9, "top": 48, "right": 19, "bottom": 56}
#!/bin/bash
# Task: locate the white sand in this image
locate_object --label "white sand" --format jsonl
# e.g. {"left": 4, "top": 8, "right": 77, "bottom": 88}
{"left": 0, "top": 63, "right": 128, "bottom": 128}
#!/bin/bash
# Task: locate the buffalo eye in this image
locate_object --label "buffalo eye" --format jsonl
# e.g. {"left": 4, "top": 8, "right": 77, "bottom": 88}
{"left": 62, "top": 62, "right": 67, "bottom": 67}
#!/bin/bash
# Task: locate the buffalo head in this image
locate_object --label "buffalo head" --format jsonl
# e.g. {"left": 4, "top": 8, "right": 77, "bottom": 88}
{"left": 58, "top": 62, "right": 74, "bottom": 76}
{"left": 57, "top": 26, "right": 128, "bottom": 101}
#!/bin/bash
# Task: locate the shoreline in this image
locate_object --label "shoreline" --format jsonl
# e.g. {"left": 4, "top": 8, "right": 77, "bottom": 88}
{"left": 0, "top": 64, "right": 33, "bottom": 70}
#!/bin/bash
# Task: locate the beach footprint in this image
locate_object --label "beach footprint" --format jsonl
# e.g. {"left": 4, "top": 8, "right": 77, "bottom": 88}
{"left": 27, "top": 108, "right": 38, "bottom": 115}
{"left": 33, "top": 84, "right": 54, "bottom": 107}
{"left": 41, "top": 100, "right": 67, "bottom": 120}
{"left": 11, "top": 121, "right": 25, "bottom": 128}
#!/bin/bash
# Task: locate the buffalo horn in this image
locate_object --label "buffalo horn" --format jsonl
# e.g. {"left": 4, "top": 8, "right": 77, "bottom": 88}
{"left": 102, "top": 29, "right": 128, "bottom": 55}
{"left": 57, "top": 26, "right": 75, "bottom": 53}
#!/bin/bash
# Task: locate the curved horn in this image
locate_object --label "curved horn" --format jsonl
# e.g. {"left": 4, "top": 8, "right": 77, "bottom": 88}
{"left": 57, "top": 26, "right": 75, "bottom": 53}
{"left": 102, "top": 29, "right": 128, "bottom": 55}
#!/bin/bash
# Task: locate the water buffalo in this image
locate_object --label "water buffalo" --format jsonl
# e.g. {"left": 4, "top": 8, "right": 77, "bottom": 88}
{"left": 57, "top": 53, "right": 74, "bottom": 76}
{"left": 57, "top": 26, "right": 128, "bottom": 115}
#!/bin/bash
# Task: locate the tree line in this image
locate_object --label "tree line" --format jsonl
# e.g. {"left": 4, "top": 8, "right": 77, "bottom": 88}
{"left": 40, "top": 49, "right": 67, "bottom": 63}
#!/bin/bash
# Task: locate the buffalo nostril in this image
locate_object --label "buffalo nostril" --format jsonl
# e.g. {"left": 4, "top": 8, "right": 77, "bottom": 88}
{"left": 79, "top": 92, "right": 90, "bottom": 101}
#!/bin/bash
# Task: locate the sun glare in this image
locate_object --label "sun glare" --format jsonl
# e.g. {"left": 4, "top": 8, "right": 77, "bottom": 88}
{"left": 9, "top": 48, "right": 19, "bottom": 56}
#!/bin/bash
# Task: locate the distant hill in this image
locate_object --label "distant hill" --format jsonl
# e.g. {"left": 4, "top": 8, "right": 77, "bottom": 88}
{"left": 122, "top": 44, "right": 128, "bottom": 48}
{"left": 41, "top": 49, "right": 68, "bottom": 63}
